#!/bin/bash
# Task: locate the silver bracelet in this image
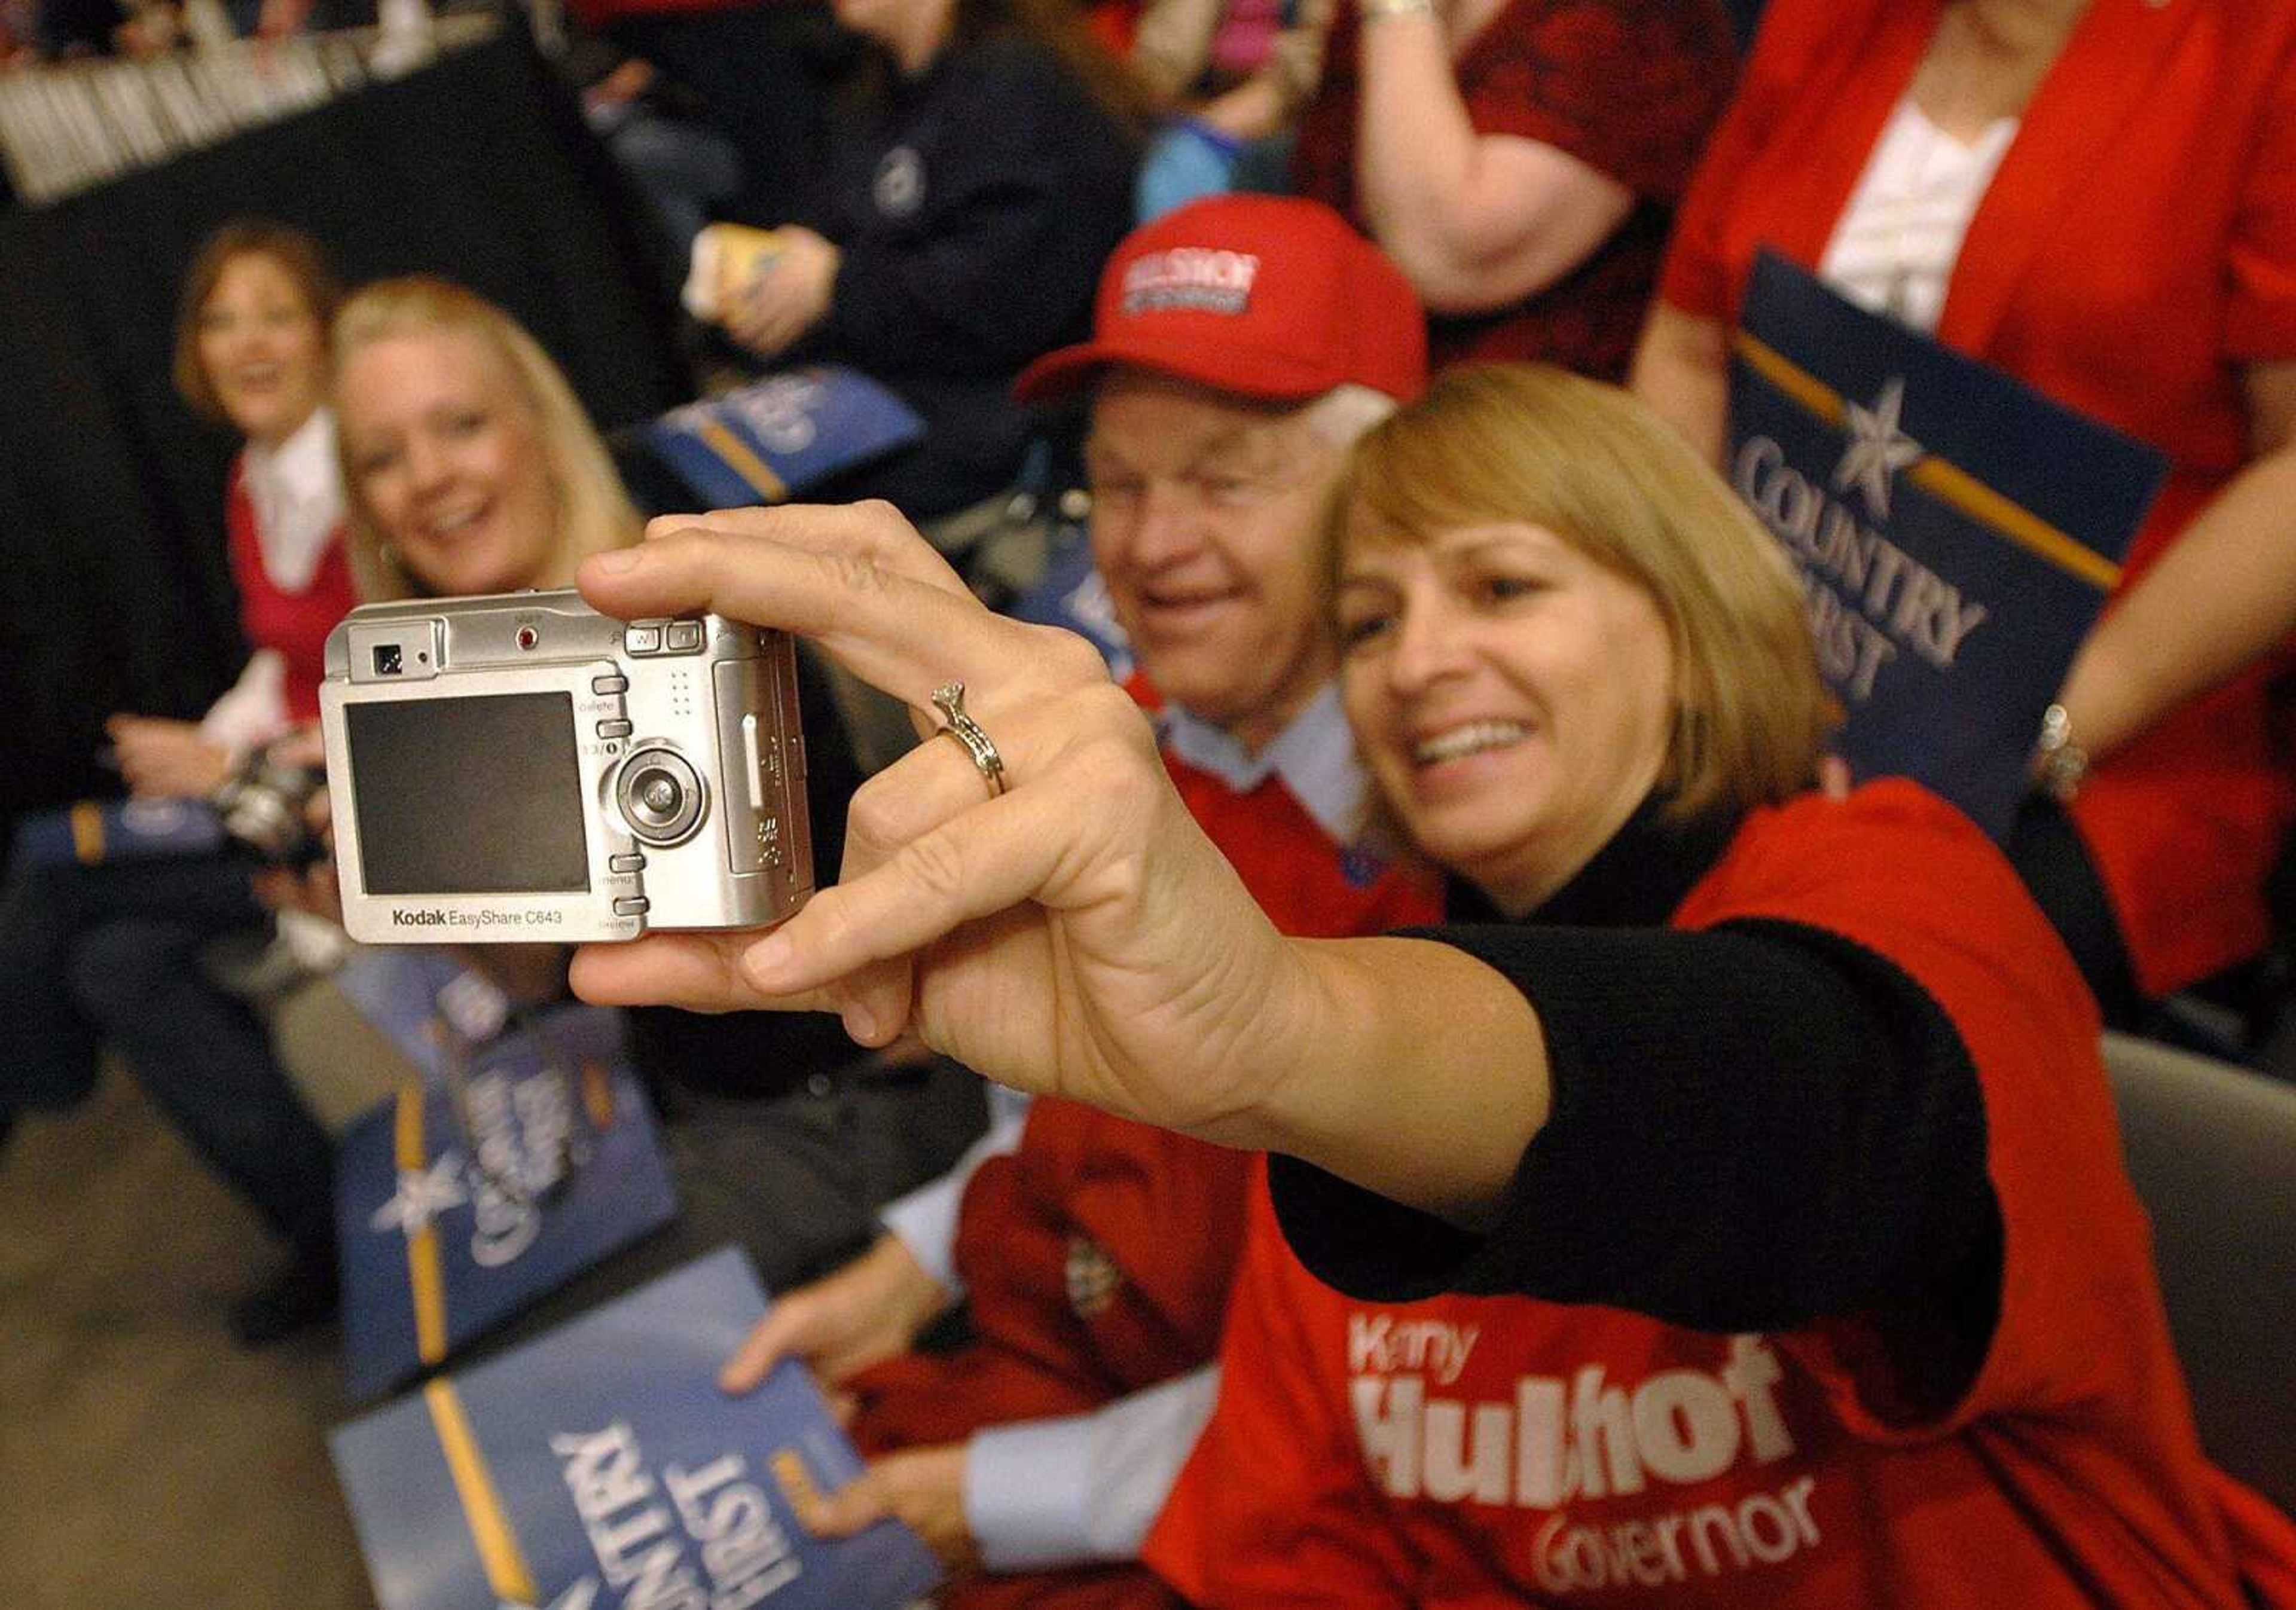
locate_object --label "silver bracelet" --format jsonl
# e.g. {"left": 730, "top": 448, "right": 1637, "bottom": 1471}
{"left": 2036, "top": 701, "right": 2089, "bottom": 804}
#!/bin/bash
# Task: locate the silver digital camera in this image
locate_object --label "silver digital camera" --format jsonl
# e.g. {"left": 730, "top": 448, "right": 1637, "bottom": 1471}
{"left": 317, "top": 590, "right": 813, "bottom": 944}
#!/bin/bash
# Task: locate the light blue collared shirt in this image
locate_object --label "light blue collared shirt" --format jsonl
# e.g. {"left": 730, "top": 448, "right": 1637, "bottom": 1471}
{"left": 1152, "top": 680, "right": 1369, "bottom": 848}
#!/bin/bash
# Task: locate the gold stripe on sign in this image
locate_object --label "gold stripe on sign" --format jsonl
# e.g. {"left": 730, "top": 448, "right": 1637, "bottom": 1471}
{"left": 423, "top": 1379, "right": 540, "bottom": 1608}
{"left": 695, "top": 419, "right": 790, "bottom": 504}
{"left": 1732, "top": 330, "right": 1845, "bottom": 429}
{"left": 395, "top": 1084, "right": 448, "bottom": 1364}
{"left": 1731, "top": 330, "right": 2121, "bottom": 593}
{"left": 1909, "top": 456, "right": 2122, "bottom": 592}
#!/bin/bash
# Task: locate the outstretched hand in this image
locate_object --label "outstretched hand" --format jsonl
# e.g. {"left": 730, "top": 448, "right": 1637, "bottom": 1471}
{"left": 568, "top": 503, "right": 1319, "bottom": 1145}
{"left": 719, "top": 1233, "right": 949, "bottom": 1402}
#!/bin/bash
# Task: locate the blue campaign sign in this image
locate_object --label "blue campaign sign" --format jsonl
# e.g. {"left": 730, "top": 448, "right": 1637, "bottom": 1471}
{"left": 9, "top": 798, "right": 226, "bottom": 869}
{"left": 1004, "top": 521, "right": 1133, "bottom": 679}
{"left": 332, "top": 952, "right": 678, "bottom": 1401}
{"left": 1729, "top": 250, "right": 2166, "bottom": 839}
{"left": 643, "top": 367, "right": 926, "bottom": 511}
{"left": 330, "top": 1246, "right": 944, "bottom": 1610}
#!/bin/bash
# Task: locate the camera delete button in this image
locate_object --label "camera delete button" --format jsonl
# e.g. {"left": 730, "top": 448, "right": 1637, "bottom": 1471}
{"left": 592, "top": 674, "right": 629, "bottom": 694}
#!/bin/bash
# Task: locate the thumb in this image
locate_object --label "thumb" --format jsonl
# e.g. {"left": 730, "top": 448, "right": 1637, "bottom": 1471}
{"left": 793, "top": 1465, "right": 889, "bottom": 1539}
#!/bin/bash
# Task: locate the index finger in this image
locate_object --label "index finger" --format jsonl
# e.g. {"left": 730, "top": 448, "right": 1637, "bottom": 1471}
{"left": 576, "top": 517, "right": 1028, "bottom": 715}
{"left": 642, "top": 502, "right": 969, "bottom": 600}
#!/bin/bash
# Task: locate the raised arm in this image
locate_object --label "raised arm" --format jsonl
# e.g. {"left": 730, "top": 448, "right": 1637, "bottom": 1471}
{"left": 569, "top": 506, "right": 1550, "bottom": 1227}
{"left": 1349, "top": 5, "right": 1631, "bottom": 315}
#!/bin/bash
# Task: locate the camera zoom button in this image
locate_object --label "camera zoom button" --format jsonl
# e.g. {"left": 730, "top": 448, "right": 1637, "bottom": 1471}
{"left": 613, "top": 896, "right": 650, "bottom": 917}
{"left": 597, "top": 719, "right": 634, "bottom": 740}
{"left": 666, "top": 621, "right": 704, "bottom": 652}
{"left": 592, "top": 674, "right": 629, "bottom": 695}
{"left": 626, "top": 625, "right": 663, "bottom": 653}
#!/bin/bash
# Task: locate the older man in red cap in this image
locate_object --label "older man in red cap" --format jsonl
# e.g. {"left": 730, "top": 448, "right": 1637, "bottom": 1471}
{"left": 718, "top": 194, "right": 1433, "bottom": 1609}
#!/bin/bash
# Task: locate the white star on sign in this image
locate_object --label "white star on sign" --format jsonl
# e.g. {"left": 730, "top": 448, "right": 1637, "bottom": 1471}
{"left": 1832, "top": 375, "right": 1924, "bottom": 520}
{"left": 369, "top": 1153, "right": 468, "bottom": 1239}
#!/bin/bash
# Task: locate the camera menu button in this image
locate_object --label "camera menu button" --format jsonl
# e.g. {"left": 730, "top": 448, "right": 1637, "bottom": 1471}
{"left": 613, "top": 896, "right": 651, "bottom": 917}
{"left": 609, "top": 853, "right": 646, "bottom": 873}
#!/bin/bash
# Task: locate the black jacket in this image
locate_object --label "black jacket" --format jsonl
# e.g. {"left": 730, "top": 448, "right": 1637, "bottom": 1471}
{"left": 806, "top": 30, "right": 1135, "bottom": 520}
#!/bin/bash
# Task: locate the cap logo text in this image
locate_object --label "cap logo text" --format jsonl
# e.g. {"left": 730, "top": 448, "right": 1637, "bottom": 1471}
{"left": 1122, "top": 249, "right": 1260, "bottom": 316}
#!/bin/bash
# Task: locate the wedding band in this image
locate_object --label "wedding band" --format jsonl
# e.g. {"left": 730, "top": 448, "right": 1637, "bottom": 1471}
{"left": 932, "top": 681, "right": 1007, "bottom": 797}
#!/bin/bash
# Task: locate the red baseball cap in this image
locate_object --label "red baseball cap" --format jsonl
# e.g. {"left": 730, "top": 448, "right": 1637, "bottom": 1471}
{"left": 1014, "top": 194, "right": 1427, "bottom": 405}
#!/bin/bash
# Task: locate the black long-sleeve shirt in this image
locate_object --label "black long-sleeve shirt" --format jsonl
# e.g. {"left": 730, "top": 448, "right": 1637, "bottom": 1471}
{"left": 1270, "top": 800, "right": 2001, "bottom": 1372}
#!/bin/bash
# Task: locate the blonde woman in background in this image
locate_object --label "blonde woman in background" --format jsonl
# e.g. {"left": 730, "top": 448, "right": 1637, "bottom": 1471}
{"left": 331, "top": 275, "right": 640, "bottom": 606}
{"left": 303, "top": 276, "right": 985, "bottom": 1318}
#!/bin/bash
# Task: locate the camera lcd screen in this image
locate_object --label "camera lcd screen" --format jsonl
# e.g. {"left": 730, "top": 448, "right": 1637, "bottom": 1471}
{"left": 346, "top": 693, "right": 590, "bottom": 895}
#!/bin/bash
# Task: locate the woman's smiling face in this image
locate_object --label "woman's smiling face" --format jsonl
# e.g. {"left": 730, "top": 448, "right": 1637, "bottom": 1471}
{"left": 336, "top": 327, "right": 558, "bottom": 598}
{"left": 197, "top": 252, "right": 328, "bottom": 449}
{"left": 1336, "top": 514, "right": 1677, "bottom": 915}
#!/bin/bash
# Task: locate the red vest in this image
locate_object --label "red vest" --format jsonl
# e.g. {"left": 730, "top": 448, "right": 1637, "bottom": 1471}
{"left": 225, "top": 458, "right": 356, "bottom": 723}
{"left": 1150, "top": 781, "right": 2295, "bottom": 1608}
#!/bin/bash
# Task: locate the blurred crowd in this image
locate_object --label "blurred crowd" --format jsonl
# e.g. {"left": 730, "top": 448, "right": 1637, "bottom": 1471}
{"left": 6, "top": 0, "right": 2296, "bottom": 1604}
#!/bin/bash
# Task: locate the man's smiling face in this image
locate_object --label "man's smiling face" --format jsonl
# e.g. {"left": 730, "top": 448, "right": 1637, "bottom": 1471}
{"left": 1085, "top": 370, "right": 1349, "bottom": 753}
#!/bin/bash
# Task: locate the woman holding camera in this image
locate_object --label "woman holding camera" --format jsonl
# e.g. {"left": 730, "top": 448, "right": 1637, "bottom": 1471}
{"left": 316, "top": 276, "right": 984, "bottom": 1305}
{"left": 0, "top": 219, "right": 353, "bottom": 1346}
{"left": 572, "top": 365, "right": 2293, "bottom": 1600}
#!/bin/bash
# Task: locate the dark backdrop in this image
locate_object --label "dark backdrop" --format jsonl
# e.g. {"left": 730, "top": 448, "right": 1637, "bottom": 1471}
{"left": 0, "top": 21, "right": 692, "bottom": 848}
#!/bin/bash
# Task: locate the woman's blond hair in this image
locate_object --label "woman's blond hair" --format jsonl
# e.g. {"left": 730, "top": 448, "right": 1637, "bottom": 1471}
{"left": 330, "top": 276, "right": 640, "bottom": 601}
{"left": 1332, "top": 363, "right": 1836, "bottom": 821}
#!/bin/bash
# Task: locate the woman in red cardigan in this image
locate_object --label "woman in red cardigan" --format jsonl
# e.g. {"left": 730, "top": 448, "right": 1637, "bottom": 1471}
{"left": 105, "top": 219, "right": 356, "bottom": 794}
{"left": 0, "top": 221, "right": 353, "bottom": 1346}
{"left": 1630, "top": 0, "right": 2296, "bottom": 1023}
